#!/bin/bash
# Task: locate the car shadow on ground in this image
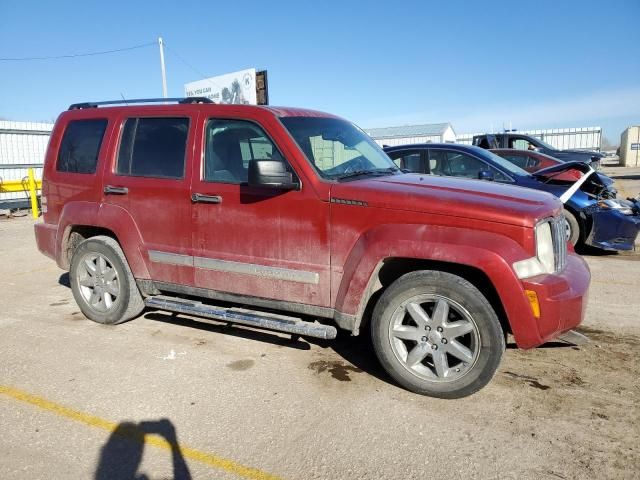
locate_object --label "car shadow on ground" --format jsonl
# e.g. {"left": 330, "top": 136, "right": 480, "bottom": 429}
{"left": 506, "top": 340, "right": 576, "bottom": 350}
{"left": 144, "top": 310, "right": 394, "bottom": 386}
{"left": 94, "top": 418, "right": 191, "bottom": 480}
{"left": 144, "top": 310, "right": 313, "bottom": 351}
{"left": 58, "top": 272, "right": 70, "bottom": 287}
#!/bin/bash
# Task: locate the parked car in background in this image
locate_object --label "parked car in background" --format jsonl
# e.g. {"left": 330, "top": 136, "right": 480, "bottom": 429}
{"left": 472, "top": 132, "right": 603, "bottom": 169}
{"left": 385, "top": 144, "right": 640, "bottom": 250}
{"left": 490, "top": 149, "right": 583, "bottom": 181}
{"left": 34, "top": 98, "right": 592, "bottom": 399}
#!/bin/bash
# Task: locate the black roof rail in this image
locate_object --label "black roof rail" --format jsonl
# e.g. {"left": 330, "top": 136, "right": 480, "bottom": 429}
{"left": 68, "top": 97, "right": 214, "bottom": 110}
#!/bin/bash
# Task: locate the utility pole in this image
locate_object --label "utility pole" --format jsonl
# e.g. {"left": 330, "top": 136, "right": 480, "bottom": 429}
{"left": 158, "top": 37, "right": 168, "bottom": 98}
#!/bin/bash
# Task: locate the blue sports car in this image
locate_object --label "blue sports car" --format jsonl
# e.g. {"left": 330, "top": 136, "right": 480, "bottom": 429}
{"left": 384, "top": 143, "right": 640, "bottom": 251}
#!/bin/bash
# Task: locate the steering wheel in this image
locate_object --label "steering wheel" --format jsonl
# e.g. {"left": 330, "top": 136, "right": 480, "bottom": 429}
{"left": 341, "top": 157, "right": 366, "bottom": 174}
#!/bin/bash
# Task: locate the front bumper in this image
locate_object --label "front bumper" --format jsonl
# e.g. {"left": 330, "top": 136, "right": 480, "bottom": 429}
{"left": 514, "top": 253, "right": 590, "bottom": 348}
{"left": 586, "top": 208, "right": 640, "bottom": 251}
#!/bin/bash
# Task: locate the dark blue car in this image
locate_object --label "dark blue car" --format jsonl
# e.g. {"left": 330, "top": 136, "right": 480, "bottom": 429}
{"left": 384, "top": 143, "right": 640, "bottom": 251}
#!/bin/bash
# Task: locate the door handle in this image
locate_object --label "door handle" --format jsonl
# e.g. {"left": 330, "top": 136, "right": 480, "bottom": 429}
{"left": 191, "top": 193, "right": 222, "bottom": 204}
{"left": 104, "top": 185, "right": 128, "bottom": 195}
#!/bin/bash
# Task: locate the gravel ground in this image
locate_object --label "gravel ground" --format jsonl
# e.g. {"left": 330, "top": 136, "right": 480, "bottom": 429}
{"left": 1, "top": 197, "right": 639, "bottom": 479}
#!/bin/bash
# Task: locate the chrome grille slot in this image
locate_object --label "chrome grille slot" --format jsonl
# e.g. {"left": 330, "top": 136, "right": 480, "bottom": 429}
{"left": 551, "top": 216, "right": 568, "bottom": 272}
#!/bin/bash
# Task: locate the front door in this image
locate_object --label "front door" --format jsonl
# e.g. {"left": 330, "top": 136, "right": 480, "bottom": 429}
{"left": 190, "top": 114, "right": 331, "bottom": 307}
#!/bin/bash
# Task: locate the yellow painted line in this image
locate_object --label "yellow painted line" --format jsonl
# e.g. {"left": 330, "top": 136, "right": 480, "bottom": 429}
{"left": 0, "top": 384, "right": 281, "bottom": 480}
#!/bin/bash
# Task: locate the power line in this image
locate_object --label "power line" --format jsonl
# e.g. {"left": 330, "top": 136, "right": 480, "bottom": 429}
{"left": 0, "top": 42, "right": 156, "bottom": 62}
{"left": 163, "top": 42, "right": 225, "bottom": 91}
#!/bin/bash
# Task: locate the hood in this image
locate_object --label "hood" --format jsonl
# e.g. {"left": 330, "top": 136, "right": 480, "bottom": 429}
{"left": 562, "top": 148, "right": 604, "bottom": 158}
{"left": 533, "top": 160, "right": 613, "bottom": 186}
{"left": 330, "top": 173, "right": 561, "bottom": 228}
{"left": 551, "top": 150, "right": 602, "bottom": 162}
{"left": 533, "top": 161, "right": 592, "bottom": 178}
{"left": 533, "top": 161, "right": 616, "bottom": 200}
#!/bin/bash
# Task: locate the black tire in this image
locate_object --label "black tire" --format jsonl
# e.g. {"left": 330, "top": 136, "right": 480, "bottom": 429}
{"left": 69, "top": 235, "right": 144, "bottom": 325}
{"left": 371, "top": 270, "right": 505, "bottom": 399}
{"left": 563, "top": 208, "right": 581, "bottom": 247}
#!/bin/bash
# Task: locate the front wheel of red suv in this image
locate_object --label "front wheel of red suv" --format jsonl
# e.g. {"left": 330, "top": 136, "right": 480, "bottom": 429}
{"left": 371, "top": 270, "right": 505, "bottom": 399}
{"left": 69, "top": 236, "right": 145, "bottom": 325}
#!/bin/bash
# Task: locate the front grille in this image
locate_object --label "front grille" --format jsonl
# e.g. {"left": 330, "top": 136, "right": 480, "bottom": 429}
{"left": 551, "top": 216, "right": 568, "bottom": 272}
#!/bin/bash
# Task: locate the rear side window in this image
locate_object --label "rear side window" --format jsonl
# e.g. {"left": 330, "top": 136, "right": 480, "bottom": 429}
{"left": 56, "top": 119, "right": 108, "bottom": 174}
{"left": 117, "top": 117, "right": 189, "bottom": 179}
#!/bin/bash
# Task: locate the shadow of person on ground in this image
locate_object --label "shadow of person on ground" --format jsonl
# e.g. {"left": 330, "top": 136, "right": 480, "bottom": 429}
{"left": 94, "top": 418, "right": 191, "bottom": 480}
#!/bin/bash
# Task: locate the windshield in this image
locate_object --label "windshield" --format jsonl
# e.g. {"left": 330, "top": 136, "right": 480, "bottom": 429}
{"left": 474, "top": 147, "right": 531, "bottom": 177}
{"left": 531, "top": 137, "right": 556, "bottom": 150}
{"left": 280, "top": 117, "right": 399, "bottom": 180}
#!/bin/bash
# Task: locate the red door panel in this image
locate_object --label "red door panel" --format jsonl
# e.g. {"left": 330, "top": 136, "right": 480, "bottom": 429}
{"left": 190, "top": 114, "right": 331, "bottom": 307}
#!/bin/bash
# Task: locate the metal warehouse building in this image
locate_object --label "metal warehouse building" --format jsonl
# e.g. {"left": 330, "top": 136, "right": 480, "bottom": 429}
{"left": 365, "top": 123, "right": 456, "bottom": 146}
{"left": 0, "top": 120, "right": 52, "bottom": 209}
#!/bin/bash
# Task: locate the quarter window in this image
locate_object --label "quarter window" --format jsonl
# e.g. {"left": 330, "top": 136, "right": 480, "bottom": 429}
{"left": 117, "top": 117, "right": 189, "bottom": 179}
{"left": 56, "top": 119, "right": 108, "bottom": 174}
{"left": 204, "top": 119, "right": 285, "bottom": 184}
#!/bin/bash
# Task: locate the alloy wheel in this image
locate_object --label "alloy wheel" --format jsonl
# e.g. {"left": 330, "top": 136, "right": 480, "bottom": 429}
{"left": 388, "top": 294, "right": 481, "bottom": 382}
{"left": 76, "top": 253, "right": 120, "bottom": 312}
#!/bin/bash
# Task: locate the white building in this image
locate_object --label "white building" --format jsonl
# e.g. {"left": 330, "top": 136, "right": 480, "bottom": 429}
{"left": 365, "top": 123, "right": 456, "bottom": 147}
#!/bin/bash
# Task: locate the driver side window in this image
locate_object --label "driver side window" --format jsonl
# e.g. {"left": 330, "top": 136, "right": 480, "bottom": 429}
{"left": 204, "top": 119, "right": 285, "bottom": 184}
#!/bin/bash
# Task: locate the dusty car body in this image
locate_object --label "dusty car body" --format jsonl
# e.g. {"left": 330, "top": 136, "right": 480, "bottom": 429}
{"left": 34, "top": 99, "right": 590, "bottom": 398}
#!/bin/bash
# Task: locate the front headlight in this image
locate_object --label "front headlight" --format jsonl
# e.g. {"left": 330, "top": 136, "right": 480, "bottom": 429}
{"left": 597, "top": 199, "right": 634, "bottom": 215}
{"left": 513, "top": 220, "right": 557, "bottom": 279}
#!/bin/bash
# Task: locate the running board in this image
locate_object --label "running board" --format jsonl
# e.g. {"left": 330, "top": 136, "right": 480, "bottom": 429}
{"left": 557, "top": 329, "right": 589, "bottom": 346}
{"left": 144, "top": 295, "right": 337, "bottom": 340}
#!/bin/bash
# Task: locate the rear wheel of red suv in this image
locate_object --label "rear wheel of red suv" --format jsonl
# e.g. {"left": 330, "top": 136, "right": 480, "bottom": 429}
{"left": 69, "top": 236, "right": 145, "bottom": 324}
{"left": 371, "top": 270, "right": 505, "bottom": 399}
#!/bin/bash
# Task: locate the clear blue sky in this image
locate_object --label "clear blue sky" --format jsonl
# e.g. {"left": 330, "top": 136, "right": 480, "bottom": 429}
{"left": 1, "top": 0, "right": 638, "bottom": 143}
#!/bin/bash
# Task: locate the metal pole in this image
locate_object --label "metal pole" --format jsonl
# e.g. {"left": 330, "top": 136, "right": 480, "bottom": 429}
{"left": 158, "top": 37, "right": 168, "bottom": 98}
{"left": 27, "top": 168, "right": 39, "bottom": 219}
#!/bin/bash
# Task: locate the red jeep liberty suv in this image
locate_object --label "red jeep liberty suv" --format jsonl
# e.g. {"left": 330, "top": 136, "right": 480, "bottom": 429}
{"left": 35, "top": 98, "right": 590, "bottom": 398}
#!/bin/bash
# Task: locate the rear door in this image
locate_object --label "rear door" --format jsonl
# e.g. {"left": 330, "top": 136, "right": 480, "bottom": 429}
{"left": 101, "top": 109, "right": 198, "bottom": 286}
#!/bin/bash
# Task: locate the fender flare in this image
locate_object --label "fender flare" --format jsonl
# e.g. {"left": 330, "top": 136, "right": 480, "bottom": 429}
{"left": 333, "top": 223, "right": 540, "bottom": 346}
{"left": 56, "top": 202, "right": 151, "bottom": 279}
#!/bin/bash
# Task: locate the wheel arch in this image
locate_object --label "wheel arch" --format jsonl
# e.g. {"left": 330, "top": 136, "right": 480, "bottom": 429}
{"left": 56, "top": 202, "right": 151, "bottom": 279}
{"left": 354, "top": 257, "right": 510, "bottom": 338}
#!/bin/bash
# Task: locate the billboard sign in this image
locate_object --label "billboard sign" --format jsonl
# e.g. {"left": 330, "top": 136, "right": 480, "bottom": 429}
{"left": 185, "top": 68, "right": 260, "bottom": 105}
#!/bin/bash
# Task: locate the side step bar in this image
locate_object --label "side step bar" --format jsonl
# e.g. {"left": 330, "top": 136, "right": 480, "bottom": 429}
{"left": 144, "top": 295, "right": 337, "bottom": 340}
{"left": 557, "top": 329, "right": 589, "bottom": 346}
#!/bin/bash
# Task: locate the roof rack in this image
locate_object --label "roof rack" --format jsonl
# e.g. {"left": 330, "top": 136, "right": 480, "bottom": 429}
{"left": 68, "top": 97, "right": 214, "bottom": 110}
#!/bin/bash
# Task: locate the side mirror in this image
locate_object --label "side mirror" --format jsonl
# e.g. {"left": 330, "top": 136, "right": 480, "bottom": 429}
{"left": 248, "top": 160, "right": 299, "bottom": 190}
{"left": 478, "top": 170, "right": 495, "bottom": 181}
